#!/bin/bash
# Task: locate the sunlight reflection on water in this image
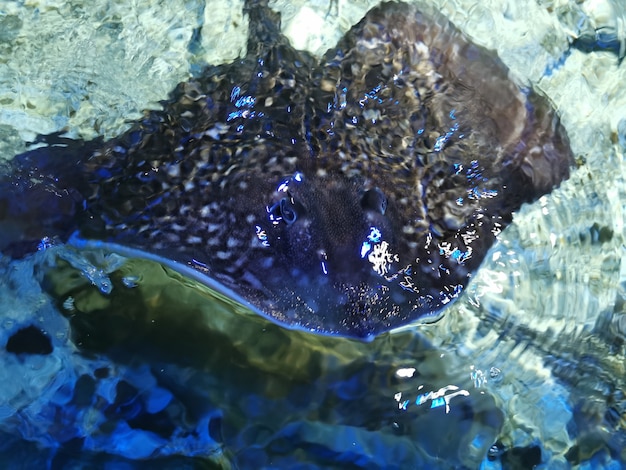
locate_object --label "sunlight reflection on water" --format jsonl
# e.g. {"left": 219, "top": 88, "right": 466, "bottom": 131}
{"left": 1, "top": 0, "right": 625, "bottom": 467}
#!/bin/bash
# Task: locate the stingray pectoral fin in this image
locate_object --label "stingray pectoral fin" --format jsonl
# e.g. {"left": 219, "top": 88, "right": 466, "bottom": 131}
{"left": 310, "top": 1, "right": 573, "bottom": 198}
{"left": 65, "top": 236, "right": 335, "bottom": 338}
{"left": 514, "top": 91, "right": 574, "bottom": 194}
{"left": 0, "top": 136, "right": 98, "bottom": 256}
{"left": 0, "top": 173, "right": 82, "bottom": 256}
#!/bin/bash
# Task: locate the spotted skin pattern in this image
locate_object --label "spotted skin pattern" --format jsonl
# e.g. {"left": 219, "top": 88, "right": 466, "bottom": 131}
{"left": 1, "top": 1, "right": 573, "bottom": 339}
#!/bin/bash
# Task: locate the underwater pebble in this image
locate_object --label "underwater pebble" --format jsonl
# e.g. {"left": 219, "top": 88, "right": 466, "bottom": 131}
{"left": 5, "top": 325, "right": 53, "bottom": 355}
{"left": 143, "top": 387, "right": 173, "bottom": 414}
{"left": 121, "top": 275, "right": 140, "bottom": 288}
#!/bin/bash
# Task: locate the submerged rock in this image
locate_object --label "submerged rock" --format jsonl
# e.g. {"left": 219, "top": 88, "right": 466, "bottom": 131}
{"left": 5, "top": 325, "right": 53, "bottom": 355}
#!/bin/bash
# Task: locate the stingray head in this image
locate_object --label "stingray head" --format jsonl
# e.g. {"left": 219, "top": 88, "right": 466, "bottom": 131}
{"left": 264, "top": 172, "right": 393, "bottom": 281}
{"left": 240, "top": 169, "right": 435, "bottom": 340}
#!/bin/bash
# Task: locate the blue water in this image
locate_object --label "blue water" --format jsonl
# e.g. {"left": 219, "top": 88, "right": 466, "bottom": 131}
{"left": 1, "top": 0, "right": 626, "bottom": 468}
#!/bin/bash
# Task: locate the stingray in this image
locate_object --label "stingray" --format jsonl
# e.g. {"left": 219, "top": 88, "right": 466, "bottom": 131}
{"left": 0, "top": 0, "right": 573, "bottom": 339}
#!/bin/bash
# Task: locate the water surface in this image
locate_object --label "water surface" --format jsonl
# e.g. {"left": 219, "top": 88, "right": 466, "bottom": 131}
{"left": 1, "top": 0, "right": 625, "bottom": 467}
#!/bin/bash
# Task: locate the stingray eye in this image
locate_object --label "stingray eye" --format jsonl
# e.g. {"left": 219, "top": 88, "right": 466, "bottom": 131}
{"left": 361, "top": 188, "right": 387, "bottom": 215}
{"left": 268, "top": 173, "right": 306, "bottom": 226}
{"left": 267, "top": 199, "right": 288, "bottom": 225}
{"left": 279, "top": 197, "right": 298, "bottom": 225}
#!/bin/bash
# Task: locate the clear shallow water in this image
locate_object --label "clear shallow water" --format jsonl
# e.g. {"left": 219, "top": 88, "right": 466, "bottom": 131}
{"left": 1, "top": 0, "right": 625, "bottom": 468}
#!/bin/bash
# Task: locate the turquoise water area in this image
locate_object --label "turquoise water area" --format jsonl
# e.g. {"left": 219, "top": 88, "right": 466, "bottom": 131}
{"left": 1, "top": 0, "right": 626, "bottom": 467}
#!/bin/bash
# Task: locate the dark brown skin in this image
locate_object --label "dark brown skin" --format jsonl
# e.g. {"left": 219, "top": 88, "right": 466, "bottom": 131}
{"left": 0, "top": 1, "right": 573, "bottom": 339}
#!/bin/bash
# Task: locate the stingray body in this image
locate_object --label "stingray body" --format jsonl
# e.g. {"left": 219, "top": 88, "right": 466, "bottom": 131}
{"left": 0, "top": 0, "right": 573, "bottom": 339}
